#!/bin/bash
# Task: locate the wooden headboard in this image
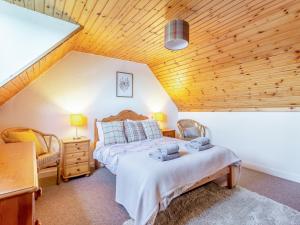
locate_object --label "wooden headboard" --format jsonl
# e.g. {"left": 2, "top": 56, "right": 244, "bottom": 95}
{"left": 94, "top": 110, "right": 148, "bottom": 148}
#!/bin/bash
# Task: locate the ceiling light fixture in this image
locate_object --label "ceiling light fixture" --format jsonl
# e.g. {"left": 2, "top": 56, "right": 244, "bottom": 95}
{"left": 164, "top": 19, "right": 189, "bottom": 50}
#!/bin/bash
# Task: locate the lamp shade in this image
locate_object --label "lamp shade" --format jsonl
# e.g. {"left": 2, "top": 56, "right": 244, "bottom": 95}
{"left": 165, "top": 19, "right": 189, "bottom": 50}
{"left": 153, "top": 112, "right": 165, "bottom": 122}
{"left": 70, "top": 114, "right": 85, "bottom": 126}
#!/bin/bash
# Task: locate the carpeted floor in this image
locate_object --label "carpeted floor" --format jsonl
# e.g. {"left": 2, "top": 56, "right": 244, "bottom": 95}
{"left": 239, "top": 168, "right": 300, "bottom": 211}
{"left": 37, "top": 168, "right": 300, "bottom": 225}
{"left": 124, "top": 183, "right": 300, "bottom": 225}
{"left": 37, "top": 168, "right": 128, "bottom": 225}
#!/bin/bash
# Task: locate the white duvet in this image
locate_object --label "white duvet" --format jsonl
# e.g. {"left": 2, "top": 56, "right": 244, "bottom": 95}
{"left": 93, "top": 137, "right": 183, "bottom": 174}
{"left": 94, "top": 137, "right": 240, "bottom": 225}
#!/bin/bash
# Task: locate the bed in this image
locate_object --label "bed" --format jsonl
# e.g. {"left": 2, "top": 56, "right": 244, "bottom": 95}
{"left": 93, "top": 110, "right": 241, "bottom": 225}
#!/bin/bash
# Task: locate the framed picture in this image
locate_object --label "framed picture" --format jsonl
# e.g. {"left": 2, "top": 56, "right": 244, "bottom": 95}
{"left": 116, "top": 71, "right": 133, "bottom": 97}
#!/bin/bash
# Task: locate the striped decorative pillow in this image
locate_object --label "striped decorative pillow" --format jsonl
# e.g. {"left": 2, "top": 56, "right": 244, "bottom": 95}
{"left": 124, "top": 120, "right": 146, "bottom": 143}
{"left": 101, "top": 121, "right": 127, "bottom": 145}
{"left": 141, "top": 120, "right": 162, "bottom": 140}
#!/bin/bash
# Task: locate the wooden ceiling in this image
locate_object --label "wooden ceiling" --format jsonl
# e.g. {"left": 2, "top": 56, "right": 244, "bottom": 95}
{"left": 2, "top": 0, "right": 300, "bottom": 111}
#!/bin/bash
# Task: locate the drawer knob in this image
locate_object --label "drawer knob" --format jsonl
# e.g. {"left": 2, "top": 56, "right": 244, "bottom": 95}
{"left": 77, "top": 147, "right": 80, "bottom": 150}
{"left": 77, "top": 158, "right": 81, "bottom": 160}
{"left": 77, "top": 168, "right": 80, "bottom": 172}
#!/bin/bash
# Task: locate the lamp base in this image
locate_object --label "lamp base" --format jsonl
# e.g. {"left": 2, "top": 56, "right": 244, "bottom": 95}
{"left": 73, "top": 127, "right": 82, "bottom": 140}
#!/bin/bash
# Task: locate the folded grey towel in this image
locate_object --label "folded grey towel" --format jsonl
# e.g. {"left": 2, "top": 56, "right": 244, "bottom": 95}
{"left": 185, "top": 143, "right": 214, "bottom": 152}
{"left": 149, "top": 151, "right": 180, "bottom": 161}
{"left": 158, "top": 144, "right": 179, "bottom": 156}
{"left": 190, "top": 137, "right": 210, "bottom": 146}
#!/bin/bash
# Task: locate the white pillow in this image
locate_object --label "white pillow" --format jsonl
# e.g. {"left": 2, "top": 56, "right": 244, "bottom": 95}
{"left": 96, "top": 121, "right": 105, "bottom": 147}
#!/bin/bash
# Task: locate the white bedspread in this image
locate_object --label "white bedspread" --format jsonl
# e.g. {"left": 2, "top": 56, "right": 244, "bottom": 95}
{"left": 93, "top": 137, "right": 183, "bottom": 174}
{"left": 115, "top": 143, "right": 240, "bottom": 225}
{"left": 94, "top": 137, "right": 240, "bottom": 225}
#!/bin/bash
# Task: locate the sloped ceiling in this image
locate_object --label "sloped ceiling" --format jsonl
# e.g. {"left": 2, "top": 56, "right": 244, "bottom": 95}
{"left": 3, "top": 0, "right": 300, "bottom": 111}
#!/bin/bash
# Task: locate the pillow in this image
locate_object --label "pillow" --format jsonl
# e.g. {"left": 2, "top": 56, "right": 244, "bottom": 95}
{"left": 96, "top": 122, "right": 105, "bottom": 147}
{"left": 8, "top": 130, "right": 47, "bottom": 156}
{"left": 124, "top": 120, "right": 146, "bottom": 142}
{"left": 141, "top": 120, "right": 162, "bottom": 140}
{"left": 101, "top": 121, "right": 127, "bottom": 145}
{"left": 183, "top": 127, "right": 200, "bottom": 138}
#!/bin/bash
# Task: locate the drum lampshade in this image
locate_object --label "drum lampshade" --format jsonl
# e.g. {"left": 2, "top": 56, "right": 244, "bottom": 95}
{"left": 164, "top": 19, "right": 189, "bottom": 50}
{"left": 70, "top": 114, "right": 85, "bottom": 126}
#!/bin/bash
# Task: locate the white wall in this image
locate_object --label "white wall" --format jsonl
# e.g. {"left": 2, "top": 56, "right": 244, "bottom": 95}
{"left": 0, "top": 1, "right": 79, "bottom": 85}
{"left": 179, "top": 112, "right": 300, "bottom": 183}
{"left": 0, "top": 51, "right": 178, "bottom": 141}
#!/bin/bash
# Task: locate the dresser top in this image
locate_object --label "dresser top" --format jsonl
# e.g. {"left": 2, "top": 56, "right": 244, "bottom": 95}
{"left": 161, "top": 128, "right": 175, "bottom": 132}
{"left": 0, "top": 143, "right": 39, "bottom": 199}
{"left": 62, "top": 137, "right": 90, "bottom": 144}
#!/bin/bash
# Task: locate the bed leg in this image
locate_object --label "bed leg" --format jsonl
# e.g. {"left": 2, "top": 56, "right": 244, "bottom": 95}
{"left": 227, "top": 165, "right": 233, "bottom": 189}
{"left": 94, "top": 160, "right": 100, "bottom": 170}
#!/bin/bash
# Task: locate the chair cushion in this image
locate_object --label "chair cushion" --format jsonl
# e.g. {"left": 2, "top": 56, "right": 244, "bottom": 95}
{"left": 38, "top": 151, "right": 59, "bottom": 169}
{"left": 183, "top": 127, "right": 200, "bottom": 138}
{"left": 124, "top": 120, "right": 146, "bottom": 142}
{"left": 101, "top": 121, "right": 127, "bottom": 145}
{"left": 8, "top": 130, "right": 47, "bottom": 156}
{"left": 141, "top": 120, "right": 162, "bottom": 140}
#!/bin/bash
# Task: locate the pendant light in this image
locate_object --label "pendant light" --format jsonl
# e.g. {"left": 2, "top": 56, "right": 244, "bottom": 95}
{"left": 164, "top": 19, "right": 189, "bottom": 50}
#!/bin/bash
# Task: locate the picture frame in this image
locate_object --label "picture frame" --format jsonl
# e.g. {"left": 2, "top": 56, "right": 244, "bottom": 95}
{"left": 116, "top": 71, "right": 133, "bottom": 98}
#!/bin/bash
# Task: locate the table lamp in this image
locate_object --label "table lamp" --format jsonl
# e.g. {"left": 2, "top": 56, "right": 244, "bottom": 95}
{"left": 70, "top": 114, "right": 85, "bottom": 139}
{"left": 152, "top": 112, "right": 165, "bottom": 129}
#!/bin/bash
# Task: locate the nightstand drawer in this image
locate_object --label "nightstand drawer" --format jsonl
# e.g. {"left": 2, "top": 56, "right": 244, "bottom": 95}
{"left": 162, "top": 130, "right": 176, "bottom": 138}
{"left": 62, "top": 137, "right": 91, "bottom": 181}
{"left": 65, "top": 151, "right": 88, "bottom": 159}
{"left": 64, "top": 142, "right": 89, "bottom": 153}
{"left": 65, "top": 155, "right": 88, "bottom": 165}
{"left": 64, "top": 163, "right": 89, "bottom": 177}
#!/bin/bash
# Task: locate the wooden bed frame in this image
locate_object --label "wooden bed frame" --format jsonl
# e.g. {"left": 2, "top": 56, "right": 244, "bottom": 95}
{"left": 93, "top": 109, "right": 238, "bottom": 189}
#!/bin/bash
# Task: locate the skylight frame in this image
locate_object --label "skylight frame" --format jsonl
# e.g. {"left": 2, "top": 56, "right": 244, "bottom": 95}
{"left": 0, "top": 1, "right": 81, "bottom": 87}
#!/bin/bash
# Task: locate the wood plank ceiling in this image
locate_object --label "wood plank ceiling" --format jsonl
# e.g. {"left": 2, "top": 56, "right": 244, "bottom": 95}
{"left": 3, "top": 0, "right": 300, "bottom": 111}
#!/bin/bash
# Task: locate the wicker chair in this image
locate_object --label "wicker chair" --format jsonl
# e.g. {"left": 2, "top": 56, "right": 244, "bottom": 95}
{"left": 1, "top": 128, "right": 61, "bottom": 185}
{"left": 177, "top": 119, "right": 206, "bottom": 141}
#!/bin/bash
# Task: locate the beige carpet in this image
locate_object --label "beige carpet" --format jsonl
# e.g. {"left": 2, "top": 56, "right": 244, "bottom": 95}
{"left": 37, "top": 168, "right": 300, "bottom": 225}
{"left": 36, "top": 169, "right": 129, "bottom": 225}
{"left": 124, "top": 183, "right": 300, "bottom": 225}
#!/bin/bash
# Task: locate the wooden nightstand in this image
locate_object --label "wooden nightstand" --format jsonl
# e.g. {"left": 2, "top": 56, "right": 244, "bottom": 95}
{"left": 161, "top": 129, "right": 176, "bottom": 138}
{"left": 62, "top": 137, "right": 90, "bottom": 181}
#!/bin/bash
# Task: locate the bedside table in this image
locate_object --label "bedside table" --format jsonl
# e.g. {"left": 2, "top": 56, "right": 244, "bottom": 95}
{"left": 62, "top": 137, "right": 91, "bottom": 181}
{"left": 161, "top": 129, "right": 176, "bottom": 138}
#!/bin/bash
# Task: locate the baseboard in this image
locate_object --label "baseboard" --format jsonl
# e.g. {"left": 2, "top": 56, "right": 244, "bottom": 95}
{"left": 242, "top": 162, "right": 300, "bottom": 183}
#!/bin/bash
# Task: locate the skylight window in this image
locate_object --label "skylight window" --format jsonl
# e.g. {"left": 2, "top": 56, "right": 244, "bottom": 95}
{"left": 0, "top": 1, "right": 80, "bottom": 86}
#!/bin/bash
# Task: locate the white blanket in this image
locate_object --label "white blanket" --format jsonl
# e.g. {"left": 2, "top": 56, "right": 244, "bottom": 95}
{"left": 115, "top": 144, "right": 240, "bottom": 225}
{"left": 93, "top": 137, "right": 183, "bottom": 174}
